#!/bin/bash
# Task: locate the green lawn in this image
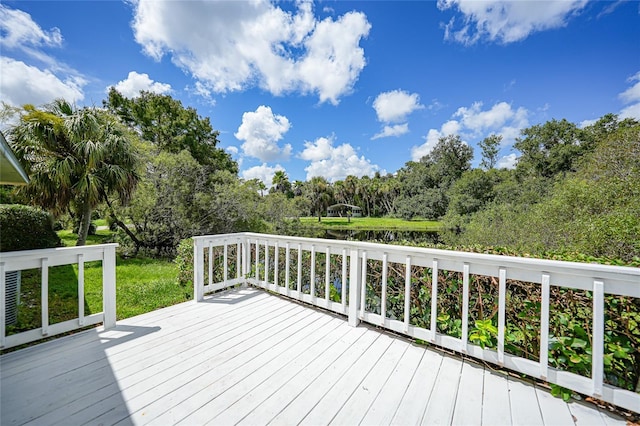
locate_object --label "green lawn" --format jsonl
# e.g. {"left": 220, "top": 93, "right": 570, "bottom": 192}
{"left": 299, "top": 216, "right": 441, "bottom": 231}
{"left": 8, "top": 229, "right": 187, "bottom": 335}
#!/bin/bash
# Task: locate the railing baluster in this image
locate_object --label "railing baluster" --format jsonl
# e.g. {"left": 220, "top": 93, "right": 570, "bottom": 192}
{"left": 285, "top": 242, "right": 290, "bottom": 296}
{"left": 498, "top": 267, "right": 507, "bottom": 366}
{"left": 592, "top": 280, "right": 604, "bottom": 397}
{"left": 41, "top": 257, "right": 49, "bottom": 336}
{"left": 264, "top": 240, "right": 269, "bottom": 285}
{"left": 208, "top": 242, "right": 213, "bottom": 287}
{"left": 348, "top": 248, "right": 361, "bottom": 327}
{"left": 430, "top": 259, "right": 438, "bottom": 342}
{"left": 325, "top": 247, "right": 330, "bottom": 303}
{"left": 310, "top": 245, "right": 316, "bottom": 299}
{"left": 103, "top": 246, "right": 117, "bottom": 329}
{"left": 461, "top": 263, "right": 470, "bottom": 353}
{"left": 223, "top": 241, "right": 228, "bottom": 283}
{"left": 78, "top": 254, "right": 85, "bottom": 326}
{"left": 403, "top": 255, "right": 411, "bottom": 332}
{"left": 194, "top": 239, "right": 204, "bottom": 300}
{"left": 255, "top": 240, "right": 260, "bottom": 281}
{"left": 360, "top": 251, "right": 367, "bottom": 319}
{"left": 0, "top": 261, "right": 6, "bottom": 348}
{"left": 236, "top": 242, "right": 241, "bottom": 279}
{"left": 380, "top": 253, "right": 388, "bottom": 325}
{"left": 540, "top": 273, "right": 550, "bottom": 379}
{"left": 341, "top": 248, "right": 347, "bottom": 306}
{"left": 297, "top": 244, "right": 302, "bottom": 293}
{"left": 274, "top": 242, "right": 279, "bottom": 288}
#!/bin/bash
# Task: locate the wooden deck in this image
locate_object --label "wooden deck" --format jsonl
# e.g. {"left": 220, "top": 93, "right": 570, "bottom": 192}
{"left": 0, "top": 287, "right": 627, "bottom": 426}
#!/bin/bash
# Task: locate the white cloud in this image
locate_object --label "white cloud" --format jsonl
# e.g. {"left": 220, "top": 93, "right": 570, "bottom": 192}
{"left": 496, "top": 153, "right": 517, "bottom": 169}
{"left": 241, "top": 163, "right": 285, "bottom": 188}
{"left": 0, "top": 57, "right": 84, "bottom": 107}
{"left": 372, "top": 124, "right": 409, "bottom": 140}
{"left": 110, "top": 71, "right": 172, "bottom": 98}
{"left": 410, "top": 102, "right": 529, "bottom": 161}
{"left": 235, "top": 105, "right": 292, "bottom": 162}
{"left": 226, "top": 146, "right": 239, "bottom": 156}
{"left": 301, "top": 136, "right": 380, "bottom": 182}
{"left": 372, "top": 90, "right": 423, "bottom": 123}
{"left": 619, "top": 72, "right": 640, "bottom": 104}
{"left": 0, "top": 5, "right": 62, "bottom": 50}
{"left": 619, "top": 103, "right": 640, "bottom": 121}
{"left": 130, "top": 0, "right": 370, "bottom": 104}
{"left": 438, "top": 0, "right": 588, "bottom": 45}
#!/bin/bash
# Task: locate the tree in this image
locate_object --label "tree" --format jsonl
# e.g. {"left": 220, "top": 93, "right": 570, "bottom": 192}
{"left": 479, "top": 134, "right": 502, "bottom": 169}
{"left": 306, "top": 176, "right": 334, "bottom": 222}
{"left": 270, "top": 170, "right": 292, "bottom": 197}
{"left": 104, "top": 88, "right": 236, "bottom": 173}
{"left": 8, "top": 100, "right": 139, "bottom": 246}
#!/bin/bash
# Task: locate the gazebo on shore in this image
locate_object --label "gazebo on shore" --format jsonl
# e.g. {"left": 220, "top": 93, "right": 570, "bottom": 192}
{"left": 327, "top": 203, "right": 362, "bottom": 217}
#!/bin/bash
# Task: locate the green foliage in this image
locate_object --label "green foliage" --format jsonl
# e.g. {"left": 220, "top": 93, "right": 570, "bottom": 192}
{"left": 479, "top": 134, "right": 502, "bottom": 169}
{"left": 104, "top": 88, "right": 236, "bottom": 172}
{"left": 0, "top": 204, "right": 61, "bottom": 251}
{"left": 175, "top": 238, "right": 194, "bottom": 287}
{"left": 7, "top": 99, "right": 139, "bottom": 246}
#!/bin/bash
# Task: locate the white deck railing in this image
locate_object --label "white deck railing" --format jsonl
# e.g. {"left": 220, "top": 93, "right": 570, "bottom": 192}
{"left": 193, "top": 232, "right": 640, "bottom": 413}
{"left": 0, "top": 244, "right": 117, "bottom": 349}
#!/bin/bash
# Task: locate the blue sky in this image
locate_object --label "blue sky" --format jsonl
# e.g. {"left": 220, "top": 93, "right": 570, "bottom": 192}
{"left": 1, "top": 1, "right": 639, "bottom": 186}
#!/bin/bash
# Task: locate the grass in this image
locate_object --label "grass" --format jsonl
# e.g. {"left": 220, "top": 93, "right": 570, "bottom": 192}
{"left": 8, "top": 229, "right": 188, "bottom": 336}
{"left": 299, "top": 216, "right": 441, "bottom": 231}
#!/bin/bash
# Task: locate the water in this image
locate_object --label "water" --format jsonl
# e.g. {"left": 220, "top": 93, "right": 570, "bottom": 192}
{"left": 320, "top": 229, "right": 442, "bottom": 244}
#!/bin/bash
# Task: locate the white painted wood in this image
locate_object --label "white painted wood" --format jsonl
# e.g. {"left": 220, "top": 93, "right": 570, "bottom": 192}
{"left": 430, "top": 259, "right": 438, "bottom": 342}
{"left": 264, "top": 240, "right": 270, "bottom": 285}
{"left": 350, "top": 248, "right": 362, "bottom": 327}
{"left": 482, "top": 369, "right": 512, "bottom": 425}
{"left": 237, "top": 242, "right": 241, "bottom": 279}
{"left": 404, "top": 255, "right": 411, "bottom": 332}
{"left": 341, "top": 248, "right": 347, "bottom": 306}
{"left": 255, "top": 240, "right": 260, "bottom": 281}
{"left": 358, "top": 343, "right": 425, "bottom": 426}
{"left": 297, "top": 244, "right": 302, "bottom": 293}
{"left": 310, "top": 245, "right": 315, "bottom": 299}
{"left": 232, "top": 325, "right": 367, "bottom": 426}
{"left": 498, "top": 267, "right": 507, "bottom": 366}
{"left": 285, "top": 243, "right": 290, "bottom": 295}
{"left": 509, "top": 376, "right": 544, "bottom": 426}
{"left": 380, "top": 252, "right": 388, "bottom": 324}
{"left": 451, "top": 361, "right": 484, "bottom": 426}
{"left": 208, "top": 243, "right": 213, "bottom": 287}
{"left": 298, "top": 333, "right": 395, "bottom": 425}
{"left": 391, "top": 348, "right": 443, "bottom": 425}
{"left": 592, "top": 279, "right": 605, "bottom": 397}
{"left": 103, "top": 246, "right": 117, "bottom": 329}
{"left": 78, "top": 254, "right": 85, "bottom": 326}
{"left": 223, "top": 240, "right": 229, "bottom": 282}
{"left": 325, "top": 247, "right": 330, "bottom": 302}
{"left": 331, "top": 338, "right": 409, "bottom": 425}
{"left": 359, "top": 250, "right": 367, "bottom": 320}
{"left": 0, "top": 261, "right": 5, "bottom": 348}
{"left": 421, "top": 355, "right": 463, "bottom": 425}
{"left": 540, "top": 272, "right": 550, "bottom": 379}
{"left": 568, "top": 401, "right": 608, "bottom": 426}
{"left": 535, "top": 383, "right": 575, "bottom": 425}
{"left": 461, "top": 263, "right": 470, "bottom": 353}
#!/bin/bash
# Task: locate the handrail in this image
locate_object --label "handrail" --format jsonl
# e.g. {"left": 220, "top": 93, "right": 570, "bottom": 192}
{"left": 0, "top": 244, "right": 118, "bottom": 349}
{"left": 193, "top": 232, "right": 640, "bottom": 413}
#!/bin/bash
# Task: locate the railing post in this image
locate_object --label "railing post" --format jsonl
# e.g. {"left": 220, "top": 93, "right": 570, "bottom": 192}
{"left": 0, "top": 261, "right": 5, "bottom": 348}
{"left": 242, "top": 236, "right": 249, "bottom": 284}
{"left": 194, "top": 238, "right": 204, "bottom": 302}
{"left": 592, "top": 279, "right": 604, "bottom": 397}
{"left": 102, "top": 246, "right": 116, "bottom": 329}
{"left": 348, "top": 248, "right": 361, "bottom": 327}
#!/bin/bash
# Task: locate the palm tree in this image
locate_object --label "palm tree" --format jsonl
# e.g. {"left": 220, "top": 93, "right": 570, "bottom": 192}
{"left": 271, "top": 170, "right": 292, "bottom": 196}
{"left": 9, "top": 99, "right": 139, "bottom": 246}
{"left": 307, "top": 176, "right": 333, "bottom": 222}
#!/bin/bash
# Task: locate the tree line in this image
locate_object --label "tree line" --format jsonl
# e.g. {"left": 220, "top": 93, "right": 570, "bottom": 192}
{"left": 2, "top": 90, "right": 638, "bottom": 261}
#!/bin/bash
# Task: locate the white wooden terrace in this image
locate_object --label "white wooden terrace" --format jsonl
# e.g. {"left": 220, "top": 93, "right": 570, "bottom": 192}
{"left": 0, "top": 287, "right": 628, "bottom": 426}
{"left": 1, "top": 232, "right": 639, "bottom": 425}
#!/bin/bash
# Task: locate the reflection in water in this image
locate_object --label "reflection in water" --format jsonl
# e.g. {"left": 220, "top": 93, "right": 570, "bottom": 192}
{"left": 321, "top": 229, "right": 442, "bottom": 244}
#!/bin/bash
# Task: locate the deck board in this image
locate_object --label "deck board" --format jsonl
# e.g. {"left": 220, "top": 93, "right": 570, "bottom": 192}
{"left": 1, "top": 287, "right": 627, "bottom": 426}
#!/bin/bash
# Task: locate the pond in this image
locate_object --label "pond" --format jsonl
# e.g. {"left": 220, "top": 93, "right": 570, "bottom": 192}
{"left": 319, "top": 229, "right": 443, "bottom": 244}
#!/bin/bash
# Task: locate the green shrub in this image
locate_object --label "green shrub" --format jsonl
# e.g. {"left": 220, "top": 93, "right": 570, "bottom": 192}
{"left": 175, "top": 237, "right": 194, "bottom": 287}
{"left": 0, "top": 204, "right": 61, "bottom": 251}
